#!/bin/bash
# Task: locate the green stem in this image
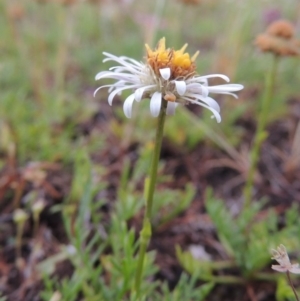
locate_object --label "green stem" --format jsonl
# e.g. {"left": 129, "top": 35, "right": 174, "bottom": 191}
{"left": 145, "top": 100, "right": 168, "bottom": 219}
{"left": 243, "top": 55, "right": 279, "bottom": 208}
{"left": 133, "top": 218, "right": 152, "bottom": 299}
{"left": 133, "top": 99, "right": 168, "bottom": 299}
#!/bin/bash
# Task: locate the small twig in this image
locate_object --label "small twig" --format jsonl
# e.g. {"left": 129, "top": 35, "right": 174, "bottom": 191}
{"left": 286, "top": 271, "right": 300, "bottom": 301}
{"left": 246, "top": 284, "right": 258, "bottom": 301}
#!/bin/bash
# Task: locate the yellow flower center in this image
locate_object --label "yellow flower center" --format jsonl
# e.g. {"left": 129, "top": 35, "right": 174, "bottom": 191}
{"left": 145, "top": 37, "right": 199, "bottom": 79}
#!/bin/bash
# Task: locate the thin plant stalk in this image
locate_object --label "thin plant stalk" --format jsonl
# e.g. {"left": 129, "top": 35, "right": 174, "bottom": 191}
{"left": 287, "top": 271, "right": 300, "bottom": 301}
{"left": 133, "top": 99, "right": 168, "bottom": 299}
{"left": 13, "top": 209, "right": 28, "bottom": 260}
{"left": 243, "top": 55, "right": 279, "bottom": 208}
{"left": 16, "top": 223, "right": 24, "bottom": 259}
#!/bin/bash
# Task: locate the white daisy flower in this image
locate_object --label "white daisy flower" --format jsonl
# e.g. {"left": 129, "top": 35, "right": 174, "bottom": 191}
{"left": 94, "top": 38, "right": 243, "bottom": 122}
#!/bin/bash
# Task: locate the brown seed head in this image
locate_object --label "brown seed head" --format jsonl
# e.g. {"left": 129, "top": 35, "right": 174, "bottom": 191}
{"left": 255, "top": 33, "right": 300, "bottom": 56}
{"left": 7, "top": 4, "right": 25, "bottom": 21}
{"left": 266, "top": 19, "right": 295, "bottom": 39}
{"left": 255, "top": 19, "right": 299, "bottom": 56}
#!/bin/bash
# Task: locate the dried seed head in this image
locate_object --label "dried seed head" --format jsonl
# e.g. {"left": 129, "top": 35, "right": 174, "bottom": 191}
{"left": 266, "top": 20, "right": 295, "bottom": 39}
{"left": 7, "top": 4, "right": 25, "bottom": 21}
{"left": 255, "top": 34, "right": 300, "bottom": 56}
{"left": 255, "top": 19, "right": 299, "bottom": 57}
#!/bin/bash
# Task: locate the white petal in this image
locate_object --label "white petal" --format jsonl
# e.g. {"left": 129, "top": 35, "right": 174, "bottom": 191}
{"left": 174, "top": 81, "right": 187, "bottom": 95}
{"left": 166, "top": 102, "right": 179, "bottom": 115}
{"left": 150, "top": 92, "right": 162, "bottom": 117}
{"left": 123, "top": 94, "right": 136, "bottom": 118}
{"left": 186, "top": 83, "right": 209, "bottom": 97}
{"left": 201, "top": 78, "right": 208, "bottom": 86}
{"left": 207, "top": 84, "right": 244, "bottom": 93}
{"left": 123, "top": 56, "right": 143, "bottom": 67}
{"left": 134, "top": 85, "right": 156, "bottom": 102}
{"left": 201, "top": 85, "right": 209, "bottom": 97}
{"left": 204, "top": 105, "right": 221, "bottom": 123}
{"left": 102, "top": 52, "right": 143, "bottom": 73}
{"left": 159, "top": 68, "right": 171, "bottom": 80}
{"left": 95, "top": 71, "right": 140, "bottom": 83}
{"left": 200, "top": 96, "right": 220, "bottom": 112}
{"left": 94, "top": 84, "right": 113, "bottom": 97}
{"left": 95, "top": 71, "right": 109, "bottom": 80}
{"left": 108, "top": 85, "right": 137, "bottom": 105}
{"left": 95, "top": 71, "right": 118, "bottom": 81}
{"left": 184, "top": 94, "right": 221, "bottom": 113}
{"left": 187, "top": 78, "right": 208, "bottom": 86}
{"left": 226, "top": 92, "right": 240, "bottom": 98}
{"left": 197, "top": 74, "right": 230, "bottom": 82}
{"left": 134, "top": 88, "right": 144, "bottom": 102}
{"left": 271, "top": 265, "right": 288, "bottom": 273}
{"left": 185, "top": 82, "right": 202, "bottom": 91}
{"left": 183, "top": 97, "right": 222, "bottom": 123}
{"left": 109, "top": 66, "right": 143, "bottom": 78}
{"left": 205, "top": 105, "right": 222, "bottom": 123}
{"left": 290, "top": 265, "right": 300, "bottom": 274}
